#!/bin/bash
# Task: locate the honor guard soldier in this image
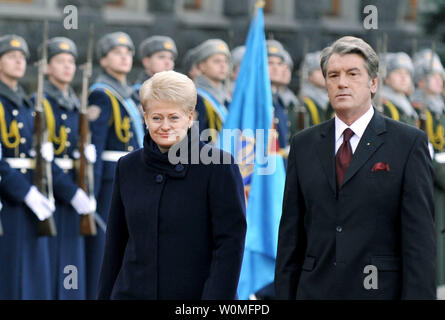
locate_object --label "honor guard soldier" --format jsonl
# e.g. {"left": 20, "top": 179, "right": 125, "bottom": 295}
{"left": 229, "top": 45, "right": 245, "bottom": 98}
{"left": 411, "top": 49, "right": 445, "bottom": 153}
{"left": 194, "top": 39, "right": 231, "bottom": 142}
{"left": 133, "top": 35, "right": 177, "bottom": 93}
{"left": 266, "top": 40, "right": 291, "bottom": 159}
{"left": 278, "top": 49, "right": 299, "bottom": 142}
{"left": 299, "top": 51, "right": 330, "bottom": 126}
{"left": 85, "top": 31, "right": 144, "bottom": 299}
{"left": 411, "top": 48, "right": 445, "bottom": 286}
{"left": 182, "top": 45, "right": 201, "bottom": 81}
{"left": 31, "top": 37, "right": 97, "bottom": 299}
{"left": 380, "top": 52, "right": 418, "bottom": 126}
{"left": 0, "top": 34, "right": 55, "bottom": 299}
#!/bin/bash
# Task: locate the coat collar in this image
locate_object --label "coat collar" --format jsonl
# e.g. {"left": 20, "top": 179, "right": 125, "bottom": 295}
{"left": 142, "top": 124, "right": 202, "bottom": 178}
{"left": 0, "top": 80, "right": 32, "bottom": 109}
{"left": 316, "top": 107, "right": 386, "bottom": 193}
{"left": 44, "top": 80, "right": 80, "bottom": 111}
{"left": 195, "top": 75, "right": 230, "bottom": 106}
{"left": 95, "top": 71, "right": 137, "bottom": 100}
{"left": 135, "top": 71, "right": 151, "bottom": 86}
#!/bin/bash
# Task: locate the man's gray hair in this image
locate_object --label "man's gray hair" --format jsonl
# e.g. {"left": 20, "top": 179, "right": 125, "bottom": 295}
{"left": 320, "top": 36, "right": 379, "bottom": 80}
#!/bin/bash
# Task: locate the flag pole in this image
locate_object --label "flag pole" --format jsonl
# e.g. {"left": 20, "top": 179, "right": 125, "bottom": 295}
{"left": 255, "top": 0, "right": 265, "bottom": 9}
{"left": 254, "top": 0, "right": 265, "bottom": 15}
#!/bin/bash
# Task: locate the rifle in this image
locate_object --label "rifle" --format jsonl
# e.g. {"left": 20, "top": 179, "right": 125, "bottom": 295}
{"left": 374, "top": 33, "right": 387, "bottom": 114}
{"left": 34, "top": 20, "right": 57, "bottom": 237}
{"left": 418, "top": 42, "right": 436, "bottom": 132}
{"left": 77, "top": 24, "right": 97, "bottom": 236}
{"left": 296, "top": 37, "right": 310, "bottom": 131}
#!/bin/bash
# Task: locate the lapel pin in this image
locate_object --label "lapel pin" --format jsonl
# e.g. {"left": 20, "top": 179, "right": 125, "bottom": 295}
{"left": 367, "top": 142, "right": 371, "bottom": 146}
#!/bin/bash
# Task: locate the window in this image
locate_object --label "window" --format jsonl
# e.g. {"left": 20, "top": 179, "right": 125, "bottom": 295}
{"left": 264, "top": 0, "right": 274, "bottom": 14}
{"left": 103, "top": 0, "right": 153, "bottom": 26}
{"left": 0, "top": 0, "right": 59, "bottom": 19}
{"left": 321, "top": 0, "right": 341, "bottom": 17}
{"left": 0, "top": 0, "right": 32, "bottom": 2}
{"left": 320, "top": 0, "right": 363, "bottom": 34}
{"left": 107, "top": 0, "right": 126, "bottom": 7}
{"left": 403, "top": 0, "right": 419, "bottom": 21}
{"left": 263, "top": 0, "right": 297, "bottom": 31}
{"left": 183, "top": 0, "right": 203, "bottom": 10}
{"left": 176, "top": 0, "right": 229, "bottom": 28}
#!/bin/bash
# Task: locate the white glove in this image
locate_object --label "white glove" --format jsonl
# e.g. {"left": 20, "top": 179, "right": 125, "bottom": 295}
{"left": 85, "top": 144, "right": 97, "bottom": 164}
{"left": 24, "top": 186, "right": 55, "bottom": 221}
{"left": 71, "top": 188, "right": 96, "bottom": 215}
{"left": 41, "top": 142, "right": 54, "bottom": 162}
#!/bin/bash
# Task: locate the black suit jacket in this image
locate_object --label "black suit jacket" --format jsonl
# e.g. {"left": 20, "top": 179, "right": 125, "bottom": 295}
{"left": 275, "top": 109, "right": 436, "bottom": 299}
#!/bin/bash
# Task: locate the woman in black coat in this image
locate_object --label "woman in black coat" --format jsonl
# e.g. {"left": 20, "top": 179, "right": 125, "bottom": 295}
{"left": 97, "top": 70, "right": 247, "bottom": 300}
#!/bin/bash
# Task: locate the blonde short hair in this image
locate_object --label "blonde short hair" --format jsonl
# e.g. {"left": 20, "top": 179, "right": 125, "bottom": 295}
{"left": 139, "top": 70, "right": 197, "bottom": 113}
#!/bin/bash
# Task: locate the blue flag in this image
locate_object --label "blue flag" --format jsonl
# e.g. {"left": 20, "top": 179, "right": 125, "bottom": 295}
{"left": 219, "top": 6, "right": 286, "bottom": 300}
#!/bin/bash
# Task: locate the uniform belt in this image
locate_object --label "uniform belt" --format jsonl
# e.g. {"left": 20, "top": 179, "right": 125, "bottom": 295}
{"left": 54, "top": 158, "right": 74, "bottom": 170}
{"left": 5, "top": 158, "right": 36, "bottom": 169}
{"left": 102, "top": 150, "right": 129, "bottom": 162}
{"left": 435, "top": 152, "right": 445, "bottom": 164}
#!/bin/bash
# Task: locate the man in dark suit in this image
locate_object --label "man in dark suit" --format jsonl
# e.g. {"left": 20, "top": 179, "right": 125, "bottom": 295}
{"left": 275, "top": 36, "right": 436, "bottom": 300}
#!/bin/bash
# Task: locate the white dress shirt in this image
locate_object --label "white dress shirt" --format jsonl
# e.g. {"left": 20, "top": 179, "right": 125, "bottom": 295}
{"left": 335, "top": 106, "right": 374, "bottom": 155}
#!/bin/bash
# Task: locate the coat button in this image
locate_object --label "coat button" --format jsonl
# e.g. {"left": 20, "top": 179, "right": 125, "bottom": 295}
{"left": 175, "top": 164, "right": 184, "bottom": 172}
{"left": 65, "top": 127, "right": 71, "bottom": 134}
{"left": 155, "top": 174, "right": 163, "bottom": 183}
{"left": 61, "top": 114, "right": 67, "bottom": 120}
{"left": 12, "top": 110, "right": 19, "bottom": 116}
{"left": 333, "top": 261, "right": 337, "bottom": 267}
{"left": 336, "top": 226, "right": 342, "bottom": 233}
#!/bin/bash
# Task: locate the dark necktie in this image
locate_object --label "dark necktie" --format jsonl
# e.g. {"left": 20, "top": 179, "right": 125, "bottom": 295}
{"left": 336, "top": 128, "right": 354, "bottom": 188}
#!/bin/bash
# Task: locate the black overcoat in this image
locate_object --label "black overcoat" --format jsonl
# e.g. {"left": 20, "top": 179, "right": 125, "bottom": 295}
{"left": 98, "top": 128, "right": 247, "bottom": 299}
